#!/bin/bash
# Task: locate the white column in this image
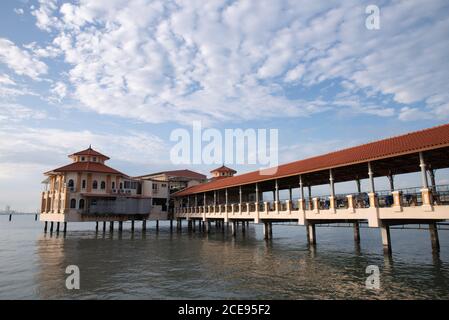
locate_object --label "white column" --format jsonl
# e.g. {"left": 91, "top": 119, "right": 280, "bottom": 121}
{"left": 329, "top": 169, "right": 335, "bottom": 197}
{"left": 419, "top": 152, "right": 429, "bottom": 188}
{"left": 214, "top": 191, "right": 217, "bottom": 206}
{"left": 239, "top": 186, "right": 242, "bottom": 205}
{"left": 275, "top": 179, "right": 279, "bottom": 202}
{"left": 255, "top": 183, "right": 259, "bottom": 203}
{"left": 225, "top": 188, "right": 228, "bottom": 205}
{"left": 299, "top": 175, "right": 304, "bottom": 199}
{"left": 368, "top": 162, "right": 375, "bottom": 193}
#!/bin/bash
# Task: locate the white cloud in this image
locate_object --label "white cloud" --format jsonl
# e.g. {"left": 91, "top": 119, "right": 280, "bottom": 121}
{"left": 0, "top": 103, "right": 47, "bottom": 123}
{"left": 27, "top": 0, "right": 449, "bottom": 124}
{"left": 14, "top": 8, "right": 24, "bottom": 15}
{"left": 0, "top": 38, "right": 48, "bottom": 80}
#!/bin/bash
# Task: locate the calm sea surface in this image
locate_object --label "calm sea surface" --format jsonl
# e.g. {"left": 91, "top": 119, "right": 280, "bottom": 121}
{"left": 0, "top": 215, "right": 448, "bottom": 299}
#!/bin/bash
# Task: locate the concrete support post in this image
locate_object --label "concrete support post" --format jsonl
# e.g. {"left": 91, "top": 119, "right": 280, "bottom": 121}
{"left": 312, "top": 197, "right": 320, "bottom": 213}
{"left": 381, "top": 223, "right": 392, "bottom": 254}
{"left": 346, "top": 194, "right": 355, "bottom": 212}
{"left": 353, "top": 222, "right": 360, "bottom": 243}
{"left": 419, "top": 152, "right": 429, "bottom": 189}
{"left": 429, "top": 223, "right": 440, "bottom": 251}
{"left": 307, "top": 223, "right": 316, "bottom": 245}
{"left": 392, "top": 191, "right": 403, "bottom": 211}
{"left": 368, "top": 162, "right": 375, "bottom": 194}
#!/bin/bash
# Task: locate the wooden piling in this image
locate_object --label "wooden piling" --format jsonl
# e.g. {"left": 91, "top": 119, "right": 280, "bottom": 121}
{"left": 354, "top": 222, "right": 360, "bottom": 243}
{"left": 429, "top": 222, "right": 440, "bottom": 251}
{"left": 63, "top": 222, "right": 67, "bottom": 233}
{"left": 50, "top": 221, "right": 54, "bottom": 233}
{"left": 44, "top": 221, "right": 48, "bottom": 233}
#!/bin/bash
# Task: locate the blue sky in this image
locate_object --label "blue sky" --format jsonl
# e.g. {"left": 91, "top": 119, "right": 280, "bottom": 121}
{"left": 1, "top": 0, "right": 449, "bottom": 211}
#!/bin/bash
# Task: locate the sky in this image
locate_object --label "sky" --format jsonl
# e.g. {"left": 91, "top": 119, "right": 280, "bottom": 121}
{"left": 1, "top": 0, "right": 449, "bottom": 211}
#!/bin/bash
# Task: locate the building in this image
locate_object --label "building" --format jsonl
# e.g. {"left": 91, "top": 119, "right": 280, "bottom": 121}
{"left": 40, "top": 148, "right": 206, "bottom": 225}
{"left": 210, "top": 165, "right": 237, "bottom": 180}
{"left": 134, "top": 169, "right": 207, "bottom": 213}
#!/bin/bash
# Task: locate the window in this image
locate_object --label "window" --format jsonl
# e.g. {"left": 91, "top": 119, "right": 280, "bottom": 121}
{"left": 82, "top": 180, "right": 86, "bottom": 189}
{"left": 93, "top": 157, "right": 97, "bottom": 162}
{"left": 93, "top": 180, "right": 98, "bottom": 189}
{"left": 124, "top": 181, "right": 130, "bottom": 189}
{"left": 112, "top": 181, "right": 115, "bottom": 189}
{"left": 161, "top": 183, "right": 167, "bottom": 187}
{"left": 68, "top": 179, "right": 74, "bottom": 188}
{"left": 81, "top": 157, "right": 85, "bottom": 161}
{"left": 79, "top": 199, "right": 85, "bottom": 209}
{"left": 119, "top": 182, "right": 123, "bottom": 189}
{"left": 152, "top": 183, "right": 158, "bottom": 190}
{"left": 70, "top": 199, "right": 76, "bottom": 208}
{"left": 101, "top": 181, "right": 106, "bottom": 189}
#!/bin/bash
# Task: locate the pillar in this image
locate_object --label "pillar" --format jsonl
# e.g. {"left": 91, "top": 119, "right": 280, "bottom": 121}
{"left": 131, "top": 220, "right": 135, "bottom": 232}
{"left": 110, "top": 221, "right": 114, "bottom": 231}
{"left": 419, "top": 152, "right": 429, "bottom": 188}
{"left": 63, "top": 222, "right": 67, "bottom": 233}
{"left": 44, "top": 221, "right": 48, "bottom": 233}
{"left": 156, "top": 220, "right": 159, "bottom": 231}
{"left": 35, "top": 214, "right": 38, "bottom": 221}
{"left": 388, "top": 172, "right": 394, "bottom": 191}
{"left": 103, "top": 221, "right": 106, "bottom": 232}
{"left": 56, "top": 222, "right": 60, "bottom": 233}
{"left": 368, "top": 162, "right": 375, "bottom": 193}
{"left": 242, "top": 220, "right": 246, "bottom": 233}
{"left": 119, "top": 221, "right": 123, "bottom": 231}
{"left": 380, "top": 223, "right": 391, "bottom": 254}
{"left": 95, "top": 221, "right": 99, "bottom": 231}
{"left": 231, "top": 221, "right": 236, "bottom": 237}
{"left": 170, "top": 219, "right": 173, "bottom": 232}
{"left": 188, "top": 220, "right": 193, "bottom": 231}
{"left": 275, "top": 179, "right": 279, "bottom": 202}
{"left": 429, "top": 223, "right": 440, "bottom": 251}
{"left": 239, "top": 186, "right": 242, "bottom": 205}
{"left": 353, "top": 222, "right": 360, "bottom": 243}
{"left": 50, "top": 221, "right": 54, "bottom": 233}
{"left": 142, "top": 220, "right": 146, "bottom": 231}
{"left": 307, "top": 223, "right": 316, "bottom": 245}
{"left": 329, "top": 169, "right": 335, "bottom": 210}
{"left": 355, "top": 178, "right": 361, "bottom": 193}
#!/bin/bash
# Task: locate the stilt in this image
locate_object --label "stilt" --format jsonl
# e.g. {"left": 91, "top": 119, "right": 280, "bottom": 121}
{"left": 263, "top": 222, "right": 268, "bottom": 240}
{"left": 170, "top": 219, "right": 173, "bottom": 232}
{"left": 192, "top": 220, "right": 196, "bottom": 232}
{"left": 95, "top": 221, "right": 99, "bottom": 232}
{"left": 380, "top": 223, "right": 391, "bottom": 254}
{"left": 231, "top": 221, "right": 236, "bottom": 237}
{"left": 56, "top": 222, "right": 60, "bottom": 233}
{"left": 110, "top": 221, "right": 114, "bottom": 231}
{"left": 44, "top": 221, "right": 48, "bottom": 233}
{"left": 142, "top": 220, "right": 146, "bottom": 231}
{"left": 35, "top": 214, "right": 38, "bottom": 221}
{"left": 268, "top": 222, "right": 273, "bottom": 239}
{"left": 9, "top": 214, "right": 12, "bottom": 221}
{"left": 103, "top": 221, "right": 106, "bottom": 232}
{"left": 354, "top": 222, "right": 360, "bottom": 243}
{"left": 63, "top": 222, "right": 67, "bottom": 233}
{"left": 156, "top": 220, "right": 159, "bottom": 232}
{"left": 188, "top": 220, "right": 193, "bottom": 231}
{"left": 429, "top": 222, "right": 440, "bottom": 251}
{"left": 221, "top": 221, "right": 225, "bottom": 232}
{"left": 307, "top": 223, "right": 316, "bottom": 245}
{"left": 119, "top": 221, "right": 123, "bottom": 231}
{"left": 131, "top": 220, "right": 135, "bottom": 232}
{"left": 242, "top": 221, "right": 246, "bottom": 234}
{"left": 50, "top": 221, "right": 54, "bottom": 233}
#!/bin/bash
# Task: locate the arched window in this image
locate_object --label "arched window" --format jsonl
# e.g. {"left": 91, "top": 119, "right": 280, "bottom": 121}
{"left": 82, "top": 180, "right": 86, "bottom": 189}
{"left": 93, "top": 180, "right": 98, "bottom": 189}
{"left": 112, "top": 181, "right": 115, "bottom": 189}
{"left": 119, "top": 182, "right": 123, "bottom": 189}
{"left": 70, "top": 198, "right": 76, "bottom": 208}
{"left": 100, "top": 181, "right": 106, "bottom": 189}
{"left": 79, "top": 199, "right": 85, "bottom": 209}
{"left": 68, "top": 179, "right": 74, "bottom": 188}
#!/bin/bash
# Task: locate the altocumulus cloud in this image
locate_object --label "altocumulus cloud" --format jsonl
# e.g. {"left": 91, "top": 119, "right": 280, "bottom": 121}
{"left": 20, "top": 0, "right": 449, "bottom": 124}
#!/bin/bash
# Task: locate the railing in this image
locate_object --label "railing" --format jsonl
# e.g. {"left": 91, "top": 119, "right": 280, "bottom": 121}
{"left": 432, "top": 185, "right": 449, "bottom": 205}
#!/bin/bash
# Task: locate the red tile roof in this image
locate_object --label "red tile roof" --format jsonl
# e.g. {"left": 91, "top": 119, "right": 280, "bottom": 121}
{"left": 70, "top": 147, "right": 110, "bottom": 160}
{"left": 135, "top": 169, "right": 206, "bottom": 180}
{"left": 45, "top": 162, "right": 126, "bottom": 176}
{"left": 173, "top": 123, "right": 449, "bottom": 196}
{"left": 210, "top": 165, "right": 237, "bottom": 173}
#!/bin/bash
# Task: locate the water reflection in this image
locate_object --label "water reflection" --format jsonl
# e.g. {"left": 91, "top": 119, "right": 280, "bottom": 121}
{"left": 0, "top": 218, "right": 444, "bottom": 299}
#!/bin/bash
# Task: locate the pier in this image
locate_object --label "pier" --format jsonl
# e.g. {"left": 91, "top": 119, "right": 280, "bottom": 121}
{"left": 173, "top": 124, "right": 449, "bottom": 254}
